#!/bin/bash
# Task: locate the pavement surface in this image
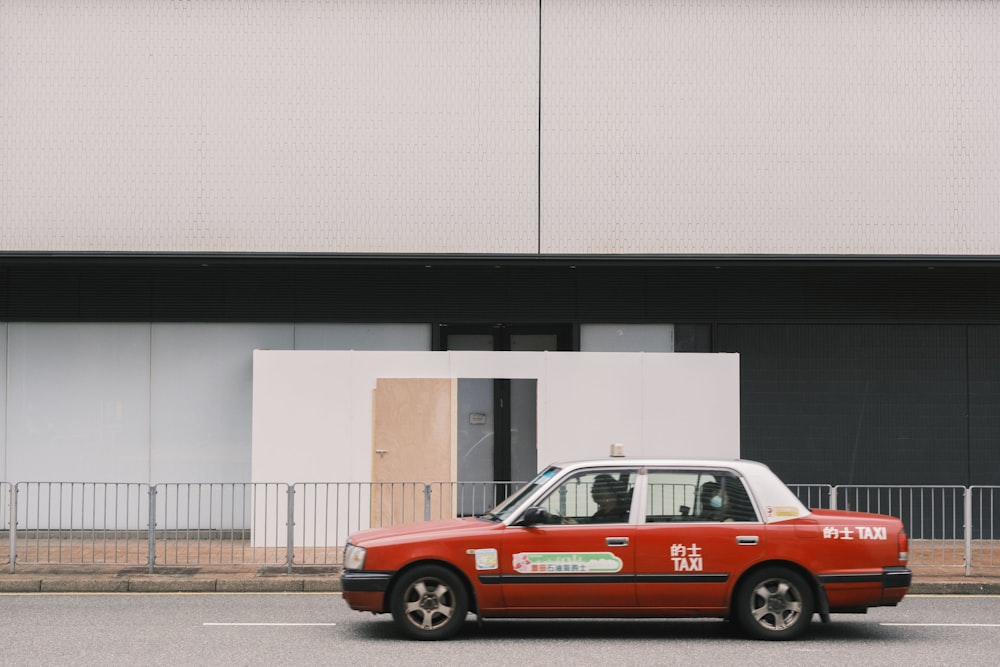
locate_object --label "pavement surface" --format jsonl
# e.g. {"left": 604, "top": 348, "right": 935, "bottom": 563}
{"left": 1, "top": 564, "right": 998, "bottom": 594}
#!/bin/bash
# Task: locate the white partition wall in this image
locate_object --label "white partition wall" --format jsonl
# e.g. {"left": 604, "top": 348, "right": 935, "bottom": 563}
{"left": 252, "top": 350, "right": 739, "bottom": 546}
{"left": 252, "top": 350, "right": 739, "bottom": 483}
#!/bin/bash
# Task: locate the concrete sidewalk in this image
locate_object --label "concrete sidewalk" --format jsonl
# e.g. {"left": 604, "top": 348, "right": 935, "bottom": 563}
{"left": 1, "top": 564, "right": 999, "bottom": 595}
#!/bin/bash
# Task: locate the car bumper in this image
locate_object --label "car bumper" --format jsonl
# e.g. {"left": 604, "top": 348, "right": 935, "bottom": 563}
{"left": 818, "top": 566, "right": 912, "bottom": 611}
{"left": 341, "top": 570, "right": 393, "bottom": 592}
{"left": 882, "top": 566, "right": 912, "bottom": 589}
{"left": 341, "top": 571, "right": 394, "bottom": 613}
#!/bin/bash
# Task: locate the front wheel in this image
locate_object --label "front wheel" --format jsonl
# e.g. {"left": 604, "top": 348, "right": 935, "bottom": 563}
{"left": 390, "top": 565, "right": 468, "bottom": 640}
{"left": 734, "top": 567, "right": 814, "bottom": 640}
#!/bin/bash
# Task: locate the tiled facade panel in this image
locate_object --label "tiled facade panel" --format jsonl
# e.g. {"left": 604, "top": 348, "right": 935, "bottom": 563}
{"left": 541, "top": 0, "right": 1000, "bottom": 254}
{"left": 0, "top": 0, "right": 539, "bottom": 253}
{"left": 2, "top": 1, "right": 998, "bottom": 255}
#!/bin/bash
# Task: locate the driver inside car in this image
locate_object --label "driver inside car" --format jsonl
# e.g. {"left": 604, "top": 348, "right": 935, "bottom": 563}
{"left": 589, "top": 474, "right": 630, "bottom": 523}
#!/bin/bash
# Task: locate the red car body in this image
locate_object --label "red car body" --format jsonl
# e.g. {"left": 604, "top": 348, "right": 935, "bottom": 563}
{"left": 342, "top": 458, "right": 910, "bottom": 640}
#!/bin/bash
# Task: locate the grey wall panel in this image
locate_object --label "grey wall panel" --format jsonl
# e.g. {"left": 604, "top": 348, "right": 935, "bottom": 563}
{"left": 5, "top": 323, "right": 152, "bottom": 482}
{"left": 294, "top": 323, "right": 431, "bottom": 351}
{"left": 150, "top": 323, "right": 294, "bottom": 482}
{"left": 580, "top": 324, "right": 673, "bottom": 352}
{"left": 0, "top": 324, "right": 6, "bottom": 481}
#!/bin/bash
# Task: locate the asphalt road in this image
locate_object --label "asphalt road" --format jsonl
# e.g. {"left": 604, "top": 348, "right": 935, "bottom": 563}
{"left": 2, "top": 593, "right": 998, "bottom": 666}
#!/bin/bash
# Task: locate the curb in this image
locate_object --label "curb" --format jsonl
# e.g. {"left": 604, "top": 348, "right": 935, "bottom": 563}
{"left": 910, "top": 581, "right": 1000, "bottom": 595}
{"left": 0, "top": 576, "right": 344, "bottom": 593}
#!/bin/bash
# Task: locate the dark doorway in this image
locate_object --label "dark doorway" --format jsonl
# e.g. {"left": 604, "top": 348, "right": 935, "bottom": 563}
{"left": 439, "top": 324, "right": 572, "bottom": 500}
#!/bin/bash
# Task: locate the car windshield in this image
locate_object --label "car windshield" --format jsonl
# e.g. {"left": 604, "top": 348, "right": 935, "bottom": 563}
{"left": 482, "top": 466, "right": 561, "bottom": 521}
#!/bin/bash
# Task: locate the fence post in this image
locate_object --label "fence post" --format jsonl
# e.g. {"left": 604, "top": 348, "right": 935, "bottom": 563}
{"left": 8, "top": 484, "right": 17, "bottom": 574}
{"left": 424, "top": 484, "right": 432, "bottom": 522}
{"left": 964, "top": 487, "right": 972, "bottom": 577}
{"left": 286, "top": 484, "right": 296, "bottom": 574}
{"left": 830, "top": 485, "right": 838, "bottom": 511}
{"left": 147, "top": 485, "right": 157, "bottom": 574}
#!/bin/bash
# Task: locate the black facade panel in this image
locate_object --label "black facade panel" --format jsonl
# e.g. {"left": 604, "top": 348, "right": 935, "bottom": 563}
{"left": 721, "top": 324, "right": 972, "bottom": 486}
{"left": 968, "top": 326, "right": 1000, "bottom": 487}
{"left": 4, "top": 259, "right": 1000, "bottom": 324}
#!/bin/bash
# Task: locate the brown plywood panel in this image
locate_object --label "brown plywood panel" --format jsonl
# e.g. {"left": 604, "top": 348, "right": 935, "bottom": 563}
{"left": 372, "top": 378, "right": 456, "bottom": 525}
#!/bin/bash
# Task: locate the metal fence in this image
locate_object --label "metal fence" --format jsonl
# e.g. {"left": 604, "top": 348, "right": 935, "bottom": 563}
{"left": 3, "top": 480, "right": 999, "bottom": 576}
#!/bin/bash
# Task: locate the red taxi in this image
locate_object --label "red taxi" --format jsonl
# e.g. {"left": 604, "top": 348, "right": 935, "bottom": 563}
{"left": 341, "top": 457, "right": 911, "bottom": 640}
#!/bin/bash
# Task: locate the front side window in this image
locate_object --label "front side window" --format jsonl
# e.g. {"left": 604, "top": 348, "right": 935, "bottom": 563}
{"left": 533, "top": 470, "right": 637, "bottom": 524}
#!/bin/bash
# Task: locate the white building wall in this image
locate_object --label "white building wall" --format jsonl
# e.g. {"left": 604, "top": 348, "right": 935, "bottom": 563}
{"left": 2, "top": 0, "right": 997, "bottom": 255}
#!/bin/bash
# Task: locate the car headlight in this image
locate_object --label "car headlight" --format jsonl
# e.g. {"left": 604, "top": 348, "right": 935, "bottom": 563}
{"left": 343, "top": 543, "right": 367, "bottom": 571}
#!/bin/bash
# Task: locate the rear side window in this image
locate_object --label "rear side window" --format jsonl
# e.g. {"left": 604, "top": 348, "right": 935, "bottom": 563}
{"left": 645, "top": 470, "right": 758, "bottom": 523}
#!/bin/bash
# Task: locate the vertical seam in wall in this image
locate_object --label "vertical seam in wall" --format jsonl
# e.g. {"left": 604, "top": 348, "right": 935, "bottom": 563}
{"left": 537, "top": 0, "right": 542, "bottom": 254}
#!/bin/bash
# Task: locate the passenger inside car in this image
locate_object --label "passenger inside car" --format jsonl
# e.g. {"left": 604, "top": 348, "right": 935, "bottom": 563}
{"left": 699, "top": 478, "right": 757, "bottom": 522}
{"left": 699, "top": 481, "right": 727, "bottom": 520}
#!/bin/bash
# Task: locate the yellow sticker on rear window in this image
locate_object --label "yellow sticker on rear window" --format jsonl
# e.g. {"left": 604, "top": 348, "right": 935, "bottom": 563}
{"left": 767, "top": 505, "right": 800, "bottom": 518}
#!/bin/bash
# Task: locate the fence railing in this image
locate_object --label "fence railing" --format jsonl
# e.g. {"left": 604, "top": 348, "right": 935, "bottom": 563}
{"left": 2, "top": 480, "right": 998, "bottom": 575}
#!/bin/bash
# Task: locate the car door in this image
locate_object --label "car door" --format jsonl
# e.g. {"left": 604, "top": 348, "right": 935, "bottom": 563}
{"left": 499, "top": 469, "right": 638, "bottom": 610}
{"left": 634, "top": 468, "right": 765, "bottom": 610}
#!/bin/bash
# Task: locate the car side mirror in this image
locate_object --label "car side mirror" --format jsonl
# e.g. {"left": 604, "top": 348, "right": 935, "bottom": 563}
{"left": 518, "top": 506, "right": 550, "bottom": 526}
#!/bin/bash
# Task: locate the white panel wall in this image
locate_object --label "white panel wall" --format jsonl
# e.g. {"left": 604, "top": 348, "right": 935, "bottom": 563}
{"left": 0, "top": 0, "right": 539, "bottom": 253}
{"left": 541, "top": 0, "right": 1000, "bottom": 254}
{"left": 3, "top": 1, "right": 997, "bottom": 256}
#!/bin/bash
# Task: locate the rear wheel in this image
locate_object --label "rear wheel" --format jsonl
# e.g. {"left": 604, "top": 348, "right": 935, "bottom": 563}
{"left": 734, "top": 567, "right": 814, "bottom": 640}
{"left": 390, "top": 565, "right": 468, "bottom": 640}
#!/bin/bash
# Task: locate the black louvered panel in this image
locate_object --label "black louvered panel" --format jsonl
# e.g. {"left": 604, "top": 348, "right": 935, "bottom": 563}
{"left": 574, "top": 268, "right": 647, "bottom": 321}
{"left": 968, "top": 326, "right": 1000, "bottom": 486}
{"left": 724, "top": 323, "right": 973, "bottom": 486}
{"left": 3, "top": 257, "right": 1000, "bottom": 325}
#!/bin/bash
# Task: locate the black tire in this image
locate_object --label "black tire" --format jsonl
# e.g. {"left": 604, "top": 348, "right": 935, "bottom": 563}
{"left": 390, "top": 565, "right": 468, "bottom": 640}
{"left": 733, "top": 567, "right": 814, "bottom": 640}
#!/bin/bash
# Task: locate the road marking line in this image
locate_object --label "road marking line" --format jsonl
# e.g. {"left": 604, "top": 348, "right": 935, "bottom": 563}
{"left": 203, "top": 622, "right": 337, "bottom": 627}
{"left": 881, "top": 623, "right": 1000, "bottom": 627}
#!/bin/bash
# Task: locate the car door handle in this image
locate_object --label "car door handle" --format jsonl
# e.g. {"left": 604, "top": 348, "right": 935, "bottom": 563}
{"left": 736, "top": 535, "right": 759, "bottom": 546}
{"left": 605, "top": 537, "right": 629, "bottom": 547}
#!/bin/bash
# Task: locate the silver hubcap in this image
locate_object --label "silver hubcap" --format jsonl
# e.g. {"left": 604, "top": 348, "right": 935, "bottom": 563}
{"left": 750, "top": 578, "right": 803, "bottom": 632}
{"left": 403, "top": 579, "right": 455, "bottom": 630}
